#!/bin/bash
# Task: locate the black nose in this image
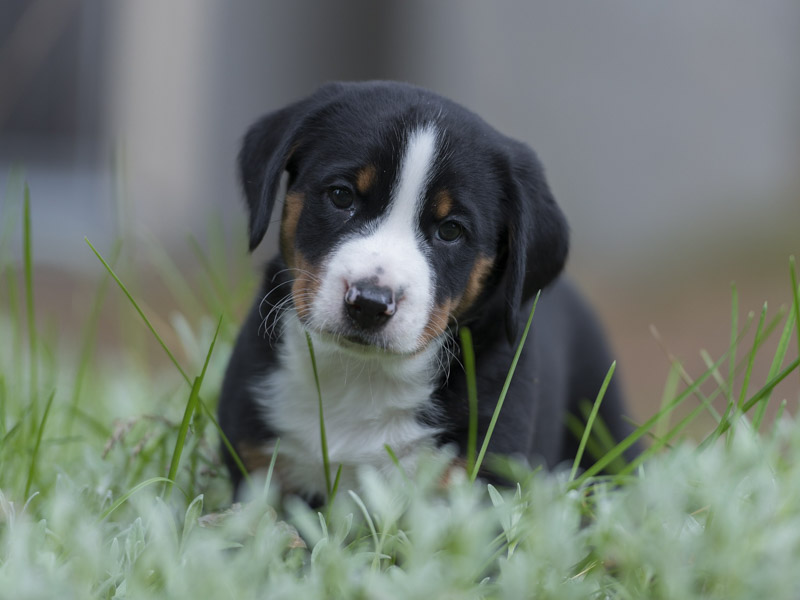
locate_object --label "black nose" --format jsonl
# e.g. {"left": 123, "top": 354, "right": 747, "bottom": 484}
{"left": 344, "top": 280, "right": 396, "bottom": 330}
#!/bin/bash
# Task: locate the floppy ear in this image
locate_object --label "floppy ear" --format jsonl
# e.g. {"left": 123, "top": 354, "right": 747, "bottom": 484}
{"left": 502, "top": 139, "right": 569, "bottom": 343}
{"left": 238, "top": 84, "right": 343, "bottom": 250}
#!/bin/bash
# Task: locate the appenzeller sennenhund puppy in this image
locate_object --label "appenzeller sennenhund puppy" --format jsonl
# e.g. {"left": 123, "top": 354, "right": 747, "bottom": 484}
{"left": 219, "top": 81, "right": 639, "bottom": 502}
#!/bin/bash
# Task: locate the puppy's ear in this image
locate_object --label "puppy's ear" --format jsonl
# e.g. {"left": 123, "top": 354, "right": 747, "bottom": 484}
{"left": 238, "top": 85, "right": 342, "bottom": 250}
{"left": 502, "top": 139, "right": 569, "bottom": 343}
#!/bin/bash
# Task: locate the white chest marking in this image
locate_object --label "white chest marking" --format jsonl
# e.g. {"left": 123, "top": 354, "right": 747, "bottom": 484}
{"left": 254, "top": 314, "right": 442, "bottom": 497}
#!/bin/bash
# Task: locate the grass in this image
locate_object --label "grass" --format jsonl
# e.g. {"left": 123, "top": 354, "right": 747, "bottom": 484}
{"left": 1, "top": 183, "right": 800, "bottom": 598}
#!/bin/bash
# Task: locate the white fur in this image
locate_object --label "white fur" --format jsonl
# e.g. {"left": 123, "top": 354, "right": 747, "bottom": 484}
{"left": 256, "top": 313, "right": 442, "bottom": 497}
{"left": 310, "top": 125, "right": 439, "bottom": 354}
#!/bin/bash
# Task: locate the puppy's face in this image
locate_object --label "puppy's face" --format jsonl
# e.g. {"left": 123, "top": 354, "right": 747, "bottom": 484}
{"left": 282, "top": 121, "right": 505, "bottom": 355}
{"left": 240, "top": 82, "right": 569, "bottom": 354}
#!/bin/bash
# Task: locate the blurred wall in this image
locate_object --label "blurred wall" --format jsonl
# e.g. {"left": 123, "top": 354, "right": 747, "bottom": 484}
{"left": 2, "top": 1, "right": 799, "bottom": 413}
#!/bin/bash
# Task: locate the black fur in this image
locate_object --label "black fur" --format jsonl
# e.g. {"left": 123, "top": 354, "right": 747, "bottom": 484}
{"left": 219, "top": 81, "right": 638, "bottom": 498}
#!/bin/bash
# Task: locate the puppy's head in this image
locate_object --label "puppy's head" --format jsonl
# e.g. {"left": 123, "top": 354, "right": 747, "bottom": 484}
{"left": 240, "top": 81, "right": 568, "bottom": 354}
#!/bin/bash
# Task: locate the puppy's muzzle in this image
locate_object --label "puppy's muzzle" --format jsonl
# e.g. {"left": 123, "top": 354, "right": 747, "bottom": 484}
{"left": 344, "top": 279, "right": 397, "bottom": 330}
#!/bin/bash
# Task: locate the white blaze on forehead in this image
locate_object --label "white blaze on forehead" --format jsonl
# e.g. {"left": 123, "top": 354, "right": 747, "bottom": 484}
{"left": 307, "top": 124, "right": 441, "bottom": 354}
{"left": 387, "top": 125, "right": 438, "bottom": 233}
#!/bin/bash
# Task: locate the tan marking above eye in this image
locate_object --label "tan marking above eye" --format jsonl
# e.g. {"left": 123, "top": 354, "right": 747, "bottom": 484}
{"left": 455, "top": 255, "right": 495, "bottom": 316}
{"left": 356, "top": 165, "right": 377, "bottom": 195}
{"left": 433, "top": 189, "right": 454, "bottom": 220}
{"left": 280, "top": 192, "right": 304, "bottom": 265}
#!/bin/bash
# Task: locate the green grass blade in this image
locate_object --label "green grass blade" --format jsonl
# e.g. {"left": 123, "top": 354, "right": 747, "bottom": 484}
{"left": 727, "top": 283, "right": 738, "bottom": 406}
{"left": 348, "top": 490, "right": 379, "bottom": 560}
{"left": 655, "top": 362, "right": 682, "bottom": 439}
{"left": 23, "top": 185, "right": 37, "bottom": 409}
{"left": 188, "top": 234, "right": 235, "bottom": 320}
{"left": 4, "top": 269, "right": 22, "bottom": 376}
{"left": 569, "top": 362, "right": 615, "bottom": 481}
{"left": 459, "top": 326, "right": 479, "bottom": 477}
{"left": 618, "top": 398, "right": 709, "bottom": 477}
{"left": 24, "top": 389, "right": 55, "bottom": 499}
{"left": 699, "top": 356, "right": 800, "bottom": 447}
{"left": 306, "top": 332, "right": 332, "bottom": 496}
{"left": 199, "top": 401, "right": 252, "bottom": 487}
{"left": 472, "top": 291, "right": 540, "bottom": 482}
{"left": 164, "top": 316, "right": 222, "bottom": 500}
{"left": 572, "top": 343, "right": 735, "bottom": 489}
{"left": 328, "top": 464, "right": 343, "bottom": 508}
{"left": 263, "top": 438, "right": 280, "bottom": 496}
{"left": 99, "top": 477, "right": 177, "bottom": 522}
{"left": 383, "top": 444, "right": 412, "bottom": 486}
{"left": 753, "top": 304, "right": 796, "bottom": 430}
{"left": 0, "top": 375, "right": 6, "bottom": 438}
{"left": 68, "top": 240, "right": 122, "bottom": 435}
{"left": 771, "top": 399, "right": 788, "bottom": 440}
{"left": 85, "top": 237, "right": 190, "bottom": 384}
{"left": 143, "top": 232, "right": 205, "bottom": 317}
{"left": 575, "top": 397, "right": 629, "bottom": 472}
{"left": 738, "top": 302, "right": 767, "bottom": 409}
{"left": 565, "top": 414, "right": 607, "bottom": 464}
{"left": 790, "top": 256, "right": 800, "bottom": 379}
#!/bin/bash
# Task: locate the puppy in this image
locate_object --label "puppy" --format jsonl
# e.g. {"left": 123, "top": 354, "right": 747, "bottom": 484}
{"left": 219, "top": 81, "right": 638, "bottom": 502}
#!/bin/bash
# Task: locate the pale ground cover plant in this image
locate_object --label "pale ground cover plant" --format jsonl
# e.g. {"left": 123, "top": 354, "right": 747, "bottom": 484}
{"left": 1, "top": 180, "right": 800, "bottom": 598}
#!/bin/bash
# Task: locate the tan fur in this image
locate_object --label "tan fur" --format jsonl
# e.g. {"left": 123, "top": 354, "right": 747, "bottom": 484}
{"left": 433, "top": 189, "right": 454, "bottom": 220}
{"left": 416, "top": 298, "right": 456, "bottom": 348}
{"left": 356, "top": 165, "right": 377, "bottom": 195}
{"left": 291, "top": 251, "right": 321, "bottom": 322}
{"left": 280, "top": 192, "right": 304, "bottom": 265}
{"left": 456, "top": 255, "right": 495, "bottom": 316}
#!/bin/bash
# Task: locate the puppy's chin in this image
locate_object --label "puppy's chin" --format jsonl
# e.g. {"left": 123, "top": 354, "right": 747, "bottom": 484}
{"left": 298, "top": 318, "right": 436, "bottom": 359}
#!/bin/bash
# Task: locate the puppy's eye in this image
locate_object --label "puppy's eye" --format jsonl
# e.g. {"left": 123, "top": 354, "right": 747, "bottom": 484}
{"left": 437, "top": 220, "right": 463, "bottom": 242}
{"left": 327, "top": 186, "right": 354, "bottom": 209}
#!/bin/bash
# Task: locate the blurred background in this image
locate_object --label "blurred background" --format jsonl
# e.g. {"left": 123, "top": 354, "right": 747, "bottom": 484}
{"left": 1, "top": 0, "right": 799, "bottom": 425}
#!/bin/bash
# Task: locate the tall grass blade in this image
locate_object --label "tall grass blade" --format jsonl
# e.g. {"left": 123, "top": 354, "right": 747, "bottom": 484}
{"left": 188, "top": 234, "right": 235, "bottom": 320}
{"left": 727, "top": 283, "right": 738, "bottom": 407}
{"left": 328, "top": 464, "right": 343, "bottom": 509}
{"left": 459, "top": 326, "right": 479, "bottom": 477}
{"left": 306, "top": 332, "right": 332, "bottom": 496}
{"left": 68, "top": 240, "right": 122, "bottom": 435}
{"left": 144, "top": 232, "right": 205, "bottom": 317}
{"left": 4, "top": 269, "right": 22, "bottom": 375}
{"left": 85, "top": 237, "right": 190, "bottom": 383}
{"left": 738, "top": 302, "right": 767, "bottom": 409}
{"left": 0, "top": 375, "right": 6, "bottom": 437}
{"left": 263, "top": 438, "right": 280, "bottom": 496}
{"left": 24, "top": 389, "right": 55, "bottom": 499}
{"left": 572, "top": 343, "right": 735, "bottom": 489}
{"left": 472, "top": 291, "right": 540, "bottom": 482}
{"left": 655, "top": 362, "right": 682, "bottom": 439}
{"left": 23, "top": 185, "right": 37, "bottom": 409}
{"left": 569, "top": 362, "right": 615, "bottom": 481}
{"left": 164, "top": 316, "right": 222, "bottom": 500}
{"left": 753, "top": 304, "right": 796, "bottom": 430}
{"left": 87, "top": 238, "right": 253, "bottom": 488}
{"left": 699, "top": 356, "right": 800, "bottom": 447}
{"left": 790, "top": 256, "right": 800, "bottom": 378}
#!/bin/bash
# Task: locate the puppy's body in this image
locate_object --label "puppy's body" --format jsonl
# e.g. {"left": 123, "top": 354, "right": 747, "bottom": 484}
{"left": 219, "top": 81, "right": 638, "bottom": 500}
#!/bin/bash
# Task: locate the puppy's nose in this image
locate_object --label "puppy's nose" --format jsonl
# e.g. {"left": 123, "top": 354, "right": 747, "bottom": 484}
{"left": 344, "top": 280, "right": 396, "bottom": 330}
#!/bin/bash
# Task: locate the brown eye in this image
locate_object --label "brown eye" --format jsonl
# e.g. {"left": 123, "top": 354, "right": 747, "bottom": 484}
{"left": 328, "top": 186, "right": 354, "bottom": 209}
{"left": 437, "top": 220, "right": 463, "bottom": 242}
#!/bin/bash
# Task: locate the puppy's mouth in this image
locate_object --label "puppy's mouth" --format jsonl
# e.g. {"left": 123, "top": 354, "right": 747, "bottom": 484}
{"left": 322, "top": 327, "right": 409, "bottom": 356}
{"left": 299, "top": 318, "right": 420, "bottom": 357}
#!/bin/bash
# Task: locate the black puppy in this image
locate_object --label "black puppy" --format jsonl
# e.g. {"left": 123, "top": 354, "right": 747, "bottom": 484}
{"left": 219, "top": 81, "right": 638, "bottom": 500}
